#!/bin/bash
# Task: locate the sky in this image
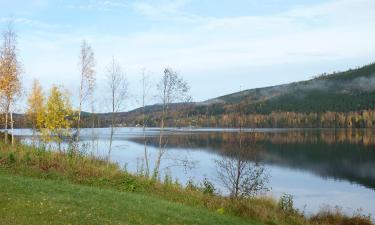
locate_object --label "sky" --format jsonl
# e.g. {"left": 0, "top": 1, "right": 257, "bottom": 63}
{"left": 1, "top": 0, "right": 375, "bottom": 112}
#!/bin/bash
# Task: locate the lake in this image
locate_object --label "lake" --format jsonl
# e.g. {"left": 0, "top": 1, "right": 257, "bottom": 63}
{"left": 13, "top": 127, "right": 375, "bottom": 218}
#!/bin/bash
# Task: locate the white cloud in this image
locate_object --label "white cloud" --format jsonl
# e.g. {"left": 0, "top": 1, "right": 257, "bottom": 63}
{"left": 131, "top": 0, "right": 201, "bottom": 22}
{"left": 0, "top": 17, "right": 57, "bottom": 29}
{"left": 67, "top": 0, "right": 128, "bottom": 11}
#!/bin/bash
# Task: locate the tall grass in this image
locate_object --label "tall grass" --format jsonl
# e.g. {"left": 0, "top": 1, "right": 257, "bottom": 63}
{"left": 0, "top": 141, "right": 372, "bottom": 225}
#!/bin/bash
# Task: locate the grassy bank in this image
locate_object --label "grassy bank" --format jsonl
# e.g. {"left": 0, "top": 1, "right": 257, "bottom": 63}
{"left": 0, "top": 141, "right": 372, "bottom": 225}
{"left": 0, "top": 173, "right": 257, "bottom": 225}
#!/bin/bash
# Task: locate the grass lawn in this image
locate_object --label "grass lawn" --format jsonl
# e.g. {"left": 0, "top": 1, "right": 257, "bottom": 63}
{"left": 0, "top": 172, "right": 261, "bottom": 225}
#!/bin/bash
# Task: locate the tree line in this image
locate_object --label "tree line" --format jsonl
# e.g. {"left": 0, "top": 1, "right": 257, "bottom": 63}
{"left": 185, "top": 109, "right": 375, "bottom": 128}
{"left": 120, "top": 106, "right": 375, "bottom": 129}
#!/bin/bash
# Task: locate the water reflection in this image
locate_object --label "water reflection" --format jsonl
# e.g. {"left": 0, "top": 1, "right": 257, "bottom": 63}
{"left": 127, "top": 129, "right": 375, "bottom": 190}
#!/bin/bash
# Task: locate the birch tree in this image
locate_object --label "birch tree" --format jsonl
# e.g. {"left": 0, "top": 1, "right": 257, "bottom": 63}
{"left": 105, "top": 57, "right": 128, "bottom": 162}
{"left": 0, "top": 22, "right": 22, "bottom": 145}
{"left": 77, "top": 40, "right": 95, "bottom": 138}
{"left": 43, "top": 86, "right": 73, "bottom": 151}
{"left": 139, "top": 69, "right": 152, "bottom": 176}
{"left": 26, "top": 79, "right": 45, "bottom": 144}
{"left": 153, "top": 67, "right": 190, "bottom": 178}
{"left": 215, "top": 133, "right": 270, "bottom": 198}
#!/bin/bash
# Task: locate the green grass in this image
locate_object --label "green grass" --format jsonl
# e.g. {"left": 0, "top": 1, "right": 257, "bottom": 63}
{"left": 0, "top": 172, "right": 258, "bottom": 225}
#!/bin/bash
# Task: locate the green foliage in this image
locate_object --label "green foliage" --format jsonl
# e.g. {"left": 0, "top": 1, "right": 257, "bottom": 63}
{"left": 163, "top": 173, "right": 173, "bottom": 186}
{"left": 201, "top": 178, "right": 216, "bottom": 195}
{"left": 186, "top": 178, "right": 199, "bottom": 191}
{"left": 8, "top": 152, "right": 16, "bottom": 163}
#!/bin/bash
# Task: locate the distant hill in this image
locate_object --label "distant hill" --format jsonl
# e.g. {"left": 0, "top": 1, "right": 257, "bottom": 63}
{"left": 200, "top": 62, "right": 375, "bottom": 114}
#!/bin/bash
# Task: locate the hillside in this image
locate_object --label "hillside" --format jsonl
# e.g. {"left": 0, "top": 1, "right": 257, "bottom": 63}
{"left": 202, "top": 62, "right": 375, "bottom": 114}
{"left": 121, "top": 62, "right": 375, "bottom": 119}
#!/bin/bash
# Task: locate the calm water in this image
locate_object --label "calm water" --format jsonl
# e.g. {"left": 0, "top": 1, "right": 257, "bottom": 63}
{"left": 13, "top": 128, "right": 375, "bottom": 217}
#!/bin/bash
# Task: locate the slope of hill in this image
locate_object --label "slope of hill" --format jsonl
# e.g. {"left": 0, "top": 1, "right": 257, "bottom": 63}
{"left": 203, "top": 62, "right": 375, "bottom": 114}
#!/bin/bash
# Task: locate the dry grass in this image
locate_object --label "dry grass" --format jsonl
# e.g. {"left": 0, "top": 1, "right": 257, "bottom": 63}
{"left": 310, "top": 207, "right": 373, "bottom": 225}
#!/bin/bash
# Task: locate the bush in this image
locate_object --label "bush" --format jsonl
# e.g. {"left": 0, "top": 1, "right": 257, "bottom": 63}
{"left": 186, "top": 179, "right": 198, "bottom": 191}
{"left": 278, "top": 193, "right": 294, "bottom": 214}
{"left": 201, "top": 178, "right": 216, "bottom": 195}
{"left": 8, "top": 152, "right": 16, "bottom": 163}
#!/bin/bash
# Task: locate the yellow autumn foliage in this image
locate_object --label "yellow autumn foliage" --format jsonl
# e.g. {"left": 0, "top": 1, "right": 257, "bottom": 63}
{"left": 41, "top": 85, "right": 74, "bottom": 147}
{"left": 26, "top": 79, "right": 45, "bottom": 132}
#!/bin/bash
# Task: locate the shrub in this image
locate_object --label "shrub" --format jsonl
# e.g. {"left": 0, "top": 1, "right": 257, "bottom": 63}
{"left": 201, "top": 178, "right": 216, "bottom": 195}
{"left": 186, "top": 179, "right": 198, "bottom": 191}
{"left": 278, "top": 193, "right": 295, "bottom": 214}
{"left": 8, "top": 152, "right": 16, "bottom": 163}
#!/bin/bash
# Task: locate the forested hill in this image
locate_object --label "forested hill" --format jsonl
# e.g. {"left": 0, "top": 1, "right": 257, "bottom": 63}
{"left": 202, "top": 62, "right": 375, "bottom": 114}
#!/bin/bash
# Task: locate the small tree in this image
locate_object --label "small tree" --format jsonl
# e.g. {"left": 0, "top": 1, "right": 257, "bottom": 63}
{"left": 215, "top": 150, "right": 270, "bottom": 198}
{"left": 139, "top": 68, "right": 152, "bottom": 176}
{"left": 105, "top": 57, "right": 128, "bottom": 162}
{"left": 0, "top": 22, "right": 22, "bottom": 145}
{"left": 26, "top": 79, "right": 45, "bottom": 145}
{"left": 43, "top": 85, "right": 73, "bottom": 151}
{"left": 77, "top": 40, "right": 95, "bottom": 138}
{"left": 215, "top": 103, "right": 270, "bottom": 198}
{"left": 153, "top": 67, "right": 190, "bottom": 178}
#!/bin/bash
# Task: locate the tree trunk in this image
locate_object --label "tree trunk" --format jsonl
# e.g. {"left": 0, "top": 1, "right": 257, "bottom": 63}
{"left": 143, "top": 117, "right": 149, "bottom": 177}
{"left": 32, "top": 126, "right": 36, "bottom": 147}
{"left": 142, "top": 92, "right": 150, "bottom": 177}
{"left": 4, "top": 112, "right": 8, "bottom": 144}
{"left": 108, "top": 125, "right": 114, "bottom": 163}
{"left": 154, "top": 111, "right": 165, "bottom": 179}
{"left": 77, "top": 102, "right": 82, "bottom": 143}
{"left": 10, "top": 111, "right": 14, "bottom": 145}
{"left": 108, "top": 91, "right": 115, "bottom": 165}
{"left": 77, "top": 73, "right": 84, "bottom": 143}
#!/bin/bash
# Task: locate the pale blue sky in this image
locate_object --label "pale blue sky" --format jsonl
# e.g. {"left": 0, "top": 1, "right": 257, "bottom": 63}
{"left": 1, "top": 0, "right": 375, "bottom": 111}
